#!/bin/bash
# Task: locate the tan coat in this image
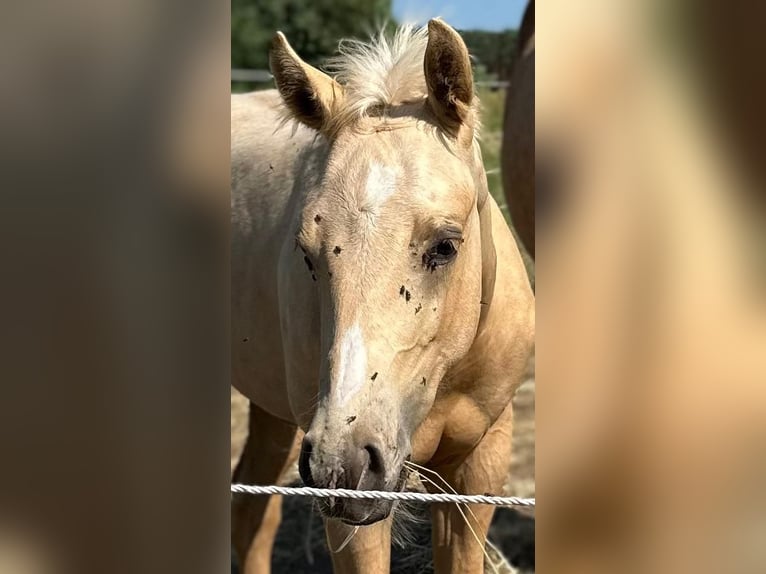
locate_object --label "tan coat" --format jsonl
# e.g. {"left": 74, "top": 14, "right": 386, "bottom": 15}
{"left": 231, "top": 20, "right": 534, "bottom": 574}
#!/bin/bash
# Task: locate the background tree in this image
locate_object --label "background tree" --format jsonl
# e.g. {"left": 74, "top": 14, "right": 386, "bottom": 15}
{"left": 460, "top": 29, "right": 518, "bottom": 80}
{"left": 232, "top": 0, "right": 393, "bottom": 70}
{"left": 232, "top": 1, "right": 517, "bottom": 83}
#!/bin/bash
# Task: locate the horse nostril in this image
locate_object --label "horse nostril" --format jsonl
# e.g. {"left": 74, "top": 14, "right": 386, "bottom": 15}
{"left": 298, "top": 436, "right": 315, "bottom": 487}
{"left": 363, "top": 443, "right": 385, "bottom": 476}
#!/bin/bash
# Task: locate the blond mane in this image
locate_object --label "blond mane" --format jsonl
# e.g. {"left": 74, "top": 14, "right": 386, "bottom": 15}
{"left": 324, "top": 25, "right": 429, "bottom": 126}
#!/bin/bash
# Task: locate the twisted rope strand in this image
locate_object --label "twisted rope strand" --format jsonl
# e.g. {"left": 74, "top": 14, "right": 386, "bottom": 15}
{"left": 231, "top": 484, "right": 535, "bottom": 507}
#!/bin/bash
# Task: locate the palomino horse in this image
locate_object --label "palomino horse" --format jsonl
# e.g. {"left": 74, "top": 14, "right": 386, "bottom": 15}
{"left": 231, "top": 20, "right": 534, "bottom": 573}
{"left": 502, "top": 0, "right": 535, "bottom": 258}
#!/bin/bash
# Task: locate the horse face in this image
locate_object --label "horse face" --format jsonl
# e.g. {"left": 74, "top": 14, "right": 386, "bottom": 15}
{"left": 293, "top": 127, "right": 485, "bottom": 524}
{"left": 272, "top": 19, "right": 482, "bottom": 524}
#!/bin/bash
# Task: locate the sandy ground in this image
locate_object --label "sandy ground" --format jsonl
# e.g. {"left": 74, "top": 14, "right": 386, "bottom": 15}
{"left": 231, "top": 360, "right": 535, "bottom": 573}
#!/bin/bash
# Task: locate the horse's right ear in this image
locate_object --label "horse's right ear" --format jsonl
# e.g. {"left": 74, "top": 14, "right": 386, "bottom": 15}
{"left": 269, "top": 32, "right": 343, "bottom": 133}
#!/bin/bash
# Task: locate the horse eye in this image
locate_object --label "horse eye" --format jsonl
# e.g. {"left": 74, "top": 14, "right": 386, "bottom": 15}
{"left": 436, "top": 240, "right": 456, "bottom": 257}
{"left": 424, "top": 239, "right": 458, "bottom": 270}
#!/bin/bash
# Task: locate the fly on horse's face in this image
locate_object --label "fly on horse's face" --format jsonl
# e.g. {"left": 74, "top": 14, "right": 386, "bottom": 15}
{"left": 271, "top": 21, "right": 486, "bottom": 525}
{"left": 295, "top": 129, "right": 483, "bottom": 523}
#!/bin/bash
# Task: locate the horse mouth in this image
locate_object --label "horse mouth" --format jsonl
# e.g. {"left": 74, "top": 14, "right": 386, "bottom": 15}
{"left": 320, "top": 497, "right": 392, "bottom": 525}
{"left": 337, "top": 510, "right": 389, "bottom": 526}
{"left": 320, "top": 465, "right": 409, "bottom": 526}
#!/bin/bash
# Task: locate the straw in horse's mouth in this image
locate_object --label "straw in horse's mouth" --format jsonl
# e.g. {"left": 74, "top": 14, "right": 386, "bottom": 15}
{"left": 397, "top": 455, "right": 411, "bottom": 487}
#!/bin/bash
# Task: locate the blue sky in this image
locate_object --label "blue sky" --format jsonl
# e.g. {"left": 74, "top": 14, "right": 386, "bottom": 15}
{"left": 393, "top": 0, "right": 527, "bottom": 31}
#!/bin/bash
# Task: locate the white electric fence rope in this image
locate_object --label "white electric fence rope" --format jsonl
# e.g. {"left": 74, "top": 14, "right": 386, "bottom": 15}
{"left": 231, "top": 484, "right": 535, "bottom": 507}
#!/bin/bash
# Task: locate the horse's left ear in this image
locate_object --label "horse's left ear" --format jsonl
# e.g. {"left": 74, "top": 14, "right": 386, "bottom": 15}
{"left": 424, "top": 19, "right": 475, "bottom": 139}
{"left": 269, "top": 32, "right": 344, "bottom": 133}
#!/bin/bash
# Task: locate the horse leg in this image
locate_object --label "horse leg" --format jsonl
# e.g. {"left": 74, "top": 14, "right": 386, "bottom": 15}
{"left": 325, "top": 517, "right": 392, "bottom": 573}
{"left": 430, "top": 402, "right": 514, "bottom": 574}
{"left": 232, "top": 401, "right": 299, "bottom": 574}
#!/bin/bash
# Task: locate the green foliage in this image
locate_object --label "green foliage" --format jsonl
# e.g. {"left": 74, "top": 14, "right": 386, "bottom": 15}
{"left": 231, "top": 2, "right": 517, "bottom": 82}
{"left": 475, "top": 87, "right": 506, "bottom": 220}
{"left": 460, "top": 29, "right": 518, "bottom": 80}
{"left": 232, "top": 0, "right": 393, "bottom": 70}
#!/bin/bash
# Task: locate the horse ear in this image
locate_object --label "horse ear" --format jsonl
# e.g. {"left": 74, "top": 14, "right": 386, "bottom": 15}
{"left": 424, "top": 19, "right": 474, "bottom": 138}
{"left": 269, "top": 32, "right": 343, "bottom": 133}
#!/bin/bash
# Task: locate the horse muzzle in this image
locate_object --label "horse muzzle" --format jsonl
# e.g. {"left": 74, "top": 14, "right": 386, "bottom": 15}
{"left": 298, "top": 434, "right": 408, "bottom": 525}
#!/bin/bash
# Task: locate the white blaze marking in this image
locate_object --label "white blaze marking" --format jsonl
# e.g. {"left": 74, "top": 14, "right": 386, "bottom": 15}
{"left": 335, "top": 321, "right": 368, "bottom": 406}
{"left": 361, "top": 163, "right": 397, "bottom": 211}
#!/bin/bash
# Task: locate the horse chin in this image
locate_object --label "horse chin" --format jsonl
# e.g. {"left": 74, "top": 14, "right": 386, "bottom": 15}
{"left": 324, "top": 499, "right": 394, "bottom": 526}
{"left": 339, "top": 504, "right": 392, "bottom": 526}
